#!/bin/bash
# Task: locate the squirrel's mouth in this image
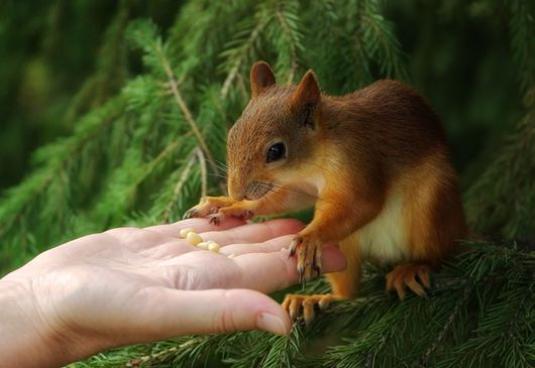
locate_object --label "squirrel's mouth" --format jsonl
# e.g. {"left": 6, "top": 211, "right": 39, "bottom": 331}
{"left": 244, "top": 181, "right": 274, "bottom": 200}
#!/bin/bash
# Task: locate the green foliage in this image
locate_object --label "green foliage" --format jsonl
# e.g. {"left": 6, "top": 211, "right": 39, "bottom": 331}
{"left": 465, "top": 90, "right": 535, "bottom": 240}
{"left": 464, "top": 0, "right": 535, "bottom": 240}
{"left": 2, "top": 0, "right": 535, "bottom": 367}
{"left": 507, "top": 0, "right": 535, "bottom": 94}
{"left": 71, "top": 242, "right": 534, "bottom": 368}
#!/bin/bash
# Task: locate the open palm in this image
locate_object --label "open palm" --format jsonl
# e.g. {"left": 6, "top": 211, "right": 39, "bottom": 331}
{"left": 2, "top": 217, "right": 345, "bottom": 365}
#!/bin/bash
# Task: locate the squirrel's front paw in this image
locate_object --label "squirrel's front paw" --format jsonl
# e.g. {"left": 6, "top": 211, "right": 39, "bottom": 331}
{"left": 183, "top": 204, "right": 218, "bottom": 219}
{"left": 289, "top": 233, "right": 322, "bottom": 282}
{"left": 208, "top": 207, "right": 254, "bottom": 225}
{"left": 183, "top": 196, "right": 236, "bottom": 219}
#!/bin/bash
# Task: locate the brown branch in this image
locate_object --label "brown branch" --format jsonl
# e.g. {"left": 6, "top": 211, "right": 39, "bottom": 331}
{"left": 157, "top": 45, "right": 220, "bottom": 178}
{"left": 195, "top": 147, "right": 208, "bottom": 198}
{"left": 126, "top": 338, "right": 200, "bottom": 367}
{"left": 162, "top": 150, "right": 196, "bottom": 222}
{"left": 220, "top": 19, "right": 269, "bottom": 98}
{"left": 275, "top": 5, "right": 299, "bottom": 84}
{"left": 417, "top": 284, "right": 473, "bottom": 367}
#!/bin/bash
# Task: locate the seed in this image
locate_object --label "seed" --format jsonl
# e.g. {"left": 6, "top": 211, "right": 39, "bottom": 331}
{"left": 186, "top": 232, "right": 203, "bottom": 246}
{"left": 228, "top": 253, "right": 236, "bottom": 258}
{"left": 196, "top": 241, "right": 211, "bottom": 250}
{"left": 179, "top": 227, "right": 195, "bottom": 238}
{"left": 208, "top": 242, "right": 221, "bottom": 253}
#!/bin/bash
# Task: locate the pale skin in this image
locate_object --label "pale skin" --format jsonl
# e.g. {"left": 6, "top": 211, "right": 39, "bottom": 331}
{"left": 0, "top": 218, "right": 346, "bottom": 368}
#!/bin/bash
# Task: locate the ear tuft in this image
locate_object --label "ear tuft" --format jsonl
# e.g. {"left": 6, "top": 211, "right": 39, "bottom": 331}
{"left": 250, "top": 61, "right": 276, "bottom": 97}
{"left": 292, "top": 70, "right": 321, "bottom": 108}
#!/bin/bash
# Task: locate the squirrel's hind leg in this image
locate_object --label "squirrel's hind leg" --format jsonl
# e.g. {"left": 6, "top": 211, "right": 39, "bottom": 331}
{"left": 282, "top": 234, "right": 362, "bottom": 324}
{"left": 385, "top": 263, "right": 431, "bottom": 300}
{"left": 282, "top": 294, "right": 342, "bottom": 325}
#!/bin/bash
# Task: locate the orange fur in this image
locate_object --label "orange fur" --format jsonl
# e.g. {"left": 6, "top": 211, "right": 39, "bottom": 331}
{"left": 186, "top": 61, "right": 467, "bottom": 320}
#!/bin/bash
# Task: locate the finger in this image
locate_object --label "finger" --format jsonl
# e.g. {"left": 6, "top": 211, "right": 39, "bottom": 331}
{"left": 219, "top": 235, "right": 295, "bottom": 256}
{"left": 230, "top": 244, "right": 346, "bottom": 293}
{"left": 145, "top": 217, "right": 246, "bottom": 239}
{"left": 129, "top": 288, "right": 291, "bottom": 340}
{"left": 200, "top": 219, "right": 304, "bottom": 246}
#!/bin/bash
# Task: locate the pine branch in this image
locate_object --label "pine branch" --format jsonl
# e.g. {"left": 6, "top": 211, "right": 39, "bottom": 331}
{"left": 0, "top": 98, "right": 125, "bottom": 252}
{"left": 465, "top": 88, "right": 535, "bottom": 239}
{"left": 273, "top": 0, "right": 304, "bottom": 84}
{"left": 64, "top": 0, "right": 131, "bottom": 124}
{"left": 161, "top": 150, "right": 197, "bottom": 222}
{"left": 416, "top": 284, "right": 473, "bottom": 366}
{"left": 359, "top": 0, "right": 407, "bottom": 80}
{"left": 195, "top": 147, "right": 208, "bottom": 198}
{"left": 507, "top": 0, "right": 535, "bottom": 93}
{"left": 220, "top": 4, "right": 272, "bottom": 98}
{"left": 158, "top": 49, "right": 220, "bottom": 179}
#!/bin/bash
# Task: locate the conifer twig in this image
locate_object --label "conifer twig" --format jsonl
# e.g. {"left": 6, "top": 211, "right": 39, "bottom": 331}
{"left": 131, "top": 140, "right": 181, "bottom": 189}
{"left": 126, "top": 346, "right": 178, "bottom": 367}
{"left": 0, "top": 101, "right": 122, "bottom": 239}
{"left": 417, "top": 284, "right": 473, "bottom": 366}
{"left": 275, "top": 4, "right": 299, "bottom": 84}
{"left": 157, "top": 46, "right": 220, "bottom": 178}
{"left": 125, "top": 339, "right": 199, "bottom": 367}
{"left": 195, "top": 147, "right": 208, "bottom": 198}
{"left": 221, "top": 19, "right": 269, "bottom": 98}
{"left": 162, "top": 150, "right": 196, "bottom": 222}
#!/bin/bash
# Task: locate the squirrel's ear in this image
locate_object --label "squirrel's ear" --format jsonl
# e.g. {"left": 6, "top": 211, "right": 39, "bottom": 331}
{"left": 291, "top": 70, "right": 321, "bottom": 128}
{"left": 292, "top": 70, "right": 321, "bottom": 108}
{"left": 250, "top": 61, "right": 276, "bottom": 97}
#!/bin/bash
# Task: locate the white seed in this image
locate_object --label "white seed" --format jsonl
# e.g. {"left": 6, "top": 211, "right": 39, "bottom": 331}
{"left": 196, "top": 241, "right": 211, "bottom": 250}
{"left": 179, "top": 227, "right": 195, "bottom": 238}
{"left": 208, "top": 242, "right": 221, "bottom": 253}
{"left": 186, "top": 232, "right": 203, "bottom": 246}
{"left": 228, "top": 253, "right": 236, "bottom": 259}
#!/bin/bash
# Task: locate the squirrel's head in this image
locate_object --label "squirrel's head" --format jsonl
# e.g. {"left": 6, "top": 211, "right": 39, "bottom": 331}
{"left": 226, "top": 61, "right": 322, "bottom": 200}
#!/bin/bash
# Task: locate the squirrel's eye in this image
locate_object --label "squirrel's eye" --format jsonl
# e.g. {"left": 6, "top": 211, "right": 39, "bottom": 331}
{"left": 266, "top": 142, "right": 286, "bottom": 163}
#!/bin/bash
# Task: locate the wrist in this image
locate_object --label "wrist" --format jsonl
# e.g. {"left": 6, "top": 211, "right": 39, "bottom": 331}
{"left": 0, "top": 277, "right": 93, "bottom": 367}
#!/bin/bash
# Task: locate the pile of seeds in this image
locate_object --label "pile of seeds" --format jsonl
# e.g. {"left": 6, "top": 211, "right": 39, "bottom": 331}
{"left": 179, "top": 228, "right": 221, "bottom": 253}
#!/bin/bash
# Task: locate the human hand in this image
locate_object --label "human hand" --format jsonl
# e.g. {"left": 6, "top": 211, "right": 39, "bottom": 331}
{"left": 0, "top": 218, "right": 346, "bottom": 367}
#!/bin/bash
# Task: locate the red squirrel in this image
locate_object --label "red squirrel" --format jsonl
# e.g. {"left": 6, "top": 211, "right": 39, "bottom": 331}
{"left": 186, "top": 61, "right": 467, "bottom": 323}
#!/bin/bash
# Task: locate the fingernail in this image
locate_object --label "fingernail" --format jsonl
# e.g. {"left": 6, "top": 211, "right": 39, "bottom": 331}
{"left": 257, "top": 313, "right": 289, "bottom": 336}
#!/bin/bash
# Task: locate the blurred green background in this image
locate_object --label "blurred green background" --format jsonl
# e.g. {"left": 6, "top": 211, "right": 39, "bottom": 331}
{"left": 0, "top": 0, "right": 182, "bottom": 189}
{"left": 0, "top": 0, "right": 525, "bottom": 191}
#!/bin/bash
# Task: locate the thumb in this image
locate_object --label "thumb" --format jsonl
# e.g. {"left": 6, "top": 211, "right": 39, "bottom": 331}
{"left": 136, "top": 288, "right": 291, "bottom": 339}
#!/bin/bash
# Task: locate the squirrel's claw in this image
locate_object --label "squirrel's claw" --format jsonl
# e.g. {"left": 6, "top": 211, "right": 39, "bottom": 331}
{"left": 183, "top": 205, "right": 219, "bottom": 219}
{"left": 282, "top": 294, "right": 336, "bottom": 325}
{"left": 183, "top": 196, "right": 237, "bottom": 220}
{"left": 208, "top": 213, "right": 223, "bottom": 225}
{"left": 182, "top": 208, "right": 198, "bottom": 219}
{"left": 289, "top": 237, "right": 301, "bottom": 257}
{"left": 289, "top": 234, "right": 322, "bottom": 283}
{"left": 386, "top": 264, "right": 431, "bottom": 300}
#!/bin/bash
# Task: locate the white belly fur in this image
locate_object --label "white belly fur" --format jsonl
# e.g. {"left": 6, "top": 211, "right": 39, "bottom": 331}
{"left": 356, "top": 189, "right": 409, "bottom": 265}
